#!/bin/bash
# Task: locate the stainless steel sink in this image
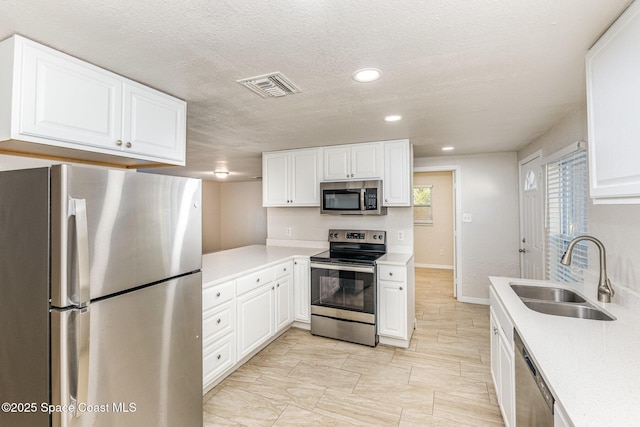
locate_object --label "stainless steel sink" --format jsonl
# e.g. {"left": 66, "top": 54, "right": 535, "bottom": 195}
{"left": 522, "top": 300, "right": 615, "bottom": 321}
{"left": 510, "top": 284, "right": 586, "bottom": 303}
{"left": 509, "top": 283, "right": 615, "bottom": 321}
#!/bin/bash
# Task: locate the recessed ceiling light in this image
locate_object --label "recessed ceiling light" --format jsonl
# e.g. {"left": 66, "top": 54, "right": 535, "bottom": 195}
{"left": 352, "top": 68, "right": 382, "bottom": 83}
{"left": 442, "top": 146, "right": 455, "bottom": 151}
{"left": 384, "top": 115, "right": 402, "bottom": 122}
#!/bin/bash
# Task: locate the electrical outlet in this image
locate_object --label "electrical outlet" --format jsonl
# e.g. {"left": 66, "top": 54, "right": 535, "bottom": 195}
{"left": 285, "top": 227, "right": 292, "bottom": 236}
{"left": 462, "top": 213, "right": 473, "bottom": 223}
{"left": 397, "top": 230, "right": 404, "bottom": 241}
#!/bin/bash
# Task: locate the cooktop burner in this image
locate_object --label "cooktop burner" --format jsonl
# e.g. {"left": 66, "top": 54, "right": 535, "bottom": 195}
{"left": 310, "top": 229, "right": 387, "bottom": 266}
{"left": 310, "top": 249, "right": 385, "bottom": 265}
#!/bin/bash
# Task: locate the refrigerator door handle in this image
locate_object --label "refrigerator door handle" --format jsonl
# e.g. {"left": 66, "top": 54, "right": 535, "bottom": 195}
{"left": 52, "top": 307, "right": 91, "bottom": 426}
{"left": 69, "top": 197, "right": 90, "bottom": 307}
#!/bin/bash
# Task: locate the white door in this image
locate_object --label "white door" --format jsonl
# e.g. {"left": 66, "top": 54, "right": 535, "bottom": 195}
{"left": 519, "top": 153, "right": 544, "bottom": 279}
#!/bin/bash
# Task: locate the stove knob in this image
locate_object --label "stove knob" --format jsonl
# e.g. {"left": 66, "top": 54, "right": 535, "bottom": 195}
{"left": 373, "top": 235, "right": 377, "bottom": 240}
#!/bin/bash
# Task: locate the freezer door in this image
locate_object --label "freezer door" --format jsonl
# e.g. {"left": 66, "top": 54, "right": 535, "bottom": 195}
{"left": 51, "top": 273, "right": 202, "bottom": 427}
{"left": 50, "top": 164, "right": 202, "bottom": 307}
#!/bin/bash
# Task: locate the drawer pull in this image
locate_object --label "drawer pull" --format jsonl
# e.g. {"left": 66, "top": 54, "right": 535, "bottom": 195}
{"left": 389, "top": 272, "right": 393, "bottom": 276}
{"left": 216, "top": 292, "right": 221, "bottom": 297}
{"left": 217, "top": 318, "right": 221, "bottom": 324}
{"left": 256, "top": 278, "right": 260, "bottom": 283}
{"left": 217, "top": 354, "right": 221, "bottom": 360}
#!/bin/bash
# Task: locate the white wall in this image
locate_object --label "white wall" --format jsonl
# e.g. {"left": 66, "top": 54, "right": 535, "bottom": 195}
{"left": 414, "top": 153, "right": 520, "bottom": 302}
{"left": 266, "top": 206, "right": 414, "bottom": 253}
{"left": 219, "top": 181, "right": 267, "bottom": 250}
{"left": 413, "top": 171, "right": 454, "bottom": 268}
{"left": 518, "top": 105, "right": 640, "bottom": 296}
{"left": 202, "top": 181, "right": 221, "bottom": 253}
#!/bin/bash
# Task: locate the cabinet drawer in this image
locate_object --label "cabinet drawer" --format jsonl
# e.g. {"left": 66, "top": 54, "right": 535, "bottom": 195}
{"left": 203, "top": 301, "right": 235, "bottom": 346}
{"left": 203, "top": 280, "right": 235, "bottom": 311}
{"left": 490, "top": 286, "right": 514, "bottom": 344}
{"left": 379, "top": 265, "right": 405, "bottom": 282}
{"left": 274, "top": 260, "right": 293, "bottom": 278}
{"left": 237, "top": 267, "right": 275, "bottom": 296}
{"left": 203, "top": 334, "right": 236, "bottom": 387}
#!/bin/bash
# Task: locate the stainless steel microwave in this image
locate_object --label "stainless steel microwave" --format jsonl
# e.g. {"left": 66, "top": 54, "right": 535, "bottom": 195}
{"left": 320, "top": 180, "right": 387, "bottom": 215}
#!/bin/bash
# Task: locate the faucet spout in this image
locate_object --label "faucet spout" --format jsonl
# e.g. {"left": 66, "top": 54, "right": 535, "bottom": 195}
{"left": 560, "top": 235, "right": 614, "bottom": 303}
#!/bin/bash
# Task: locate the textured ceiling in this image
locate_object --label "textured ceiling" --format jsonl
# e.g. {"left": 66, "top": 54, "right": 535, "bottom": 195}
{"left": 0, "top": 0, "right": 633, "bottom": 180}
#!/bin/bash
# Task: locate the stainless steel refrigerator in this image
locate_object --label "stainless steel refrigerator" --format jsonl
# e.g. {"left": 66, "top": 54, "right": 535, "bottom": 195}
{"left": 0, "top": 164, "right": 203, "bottom": 427}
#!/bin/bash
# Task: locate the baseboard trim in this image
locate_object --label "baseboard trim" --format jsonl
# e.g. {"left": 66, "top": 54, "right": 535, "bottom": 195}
{"left": 458, "top": 295, "right": 490, "bottom": 305}
{"left": 415, "top": 263, "right": 454, "bottom": 270}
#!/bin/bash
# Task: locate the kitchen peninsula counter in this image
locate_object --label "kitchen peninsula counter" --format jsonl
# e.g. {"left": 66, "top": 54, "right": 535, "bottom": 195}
{"left": 202, "top": 244, "right": 324, "bottom": 285}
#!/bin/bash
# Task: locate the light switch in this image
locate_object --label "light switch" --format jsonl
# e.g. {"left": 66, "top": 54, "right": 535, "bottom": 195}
{"left": 462, "top": 213, "right": 472, "bottom": 223}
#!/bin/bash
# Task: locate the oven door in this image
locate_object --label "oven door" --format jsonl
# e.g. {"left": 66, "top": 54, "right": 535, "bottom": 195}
{"left": 310, "top": 262, "right": 376, "bottom": 324}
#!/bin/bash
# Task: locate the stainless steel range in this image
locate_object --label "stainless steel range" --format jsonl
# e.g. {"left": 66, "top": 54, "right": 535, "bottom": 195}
{"left": 310, "top": 229, "right": 386, "bottom": 346}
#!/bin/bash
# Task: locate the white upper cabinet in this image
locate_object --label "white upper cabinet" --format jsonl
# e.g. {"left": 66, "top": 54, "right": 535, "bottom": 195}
{"left": 262, "top": 148, "right": 322, "bottom": 207}
{"left": 383, "top": 139, "right": 412, "bottom": 206}
{"left": 586, "top": 1, "right": 640, "bottom": 203}
{"left": 122, "top": 82, "right": 186, "bottom": 164}
{"left": 323, "top": 142, "right": 382, "bottom": 181}
{"left": 0, "top": 35, "right": 186, "bottom": 166}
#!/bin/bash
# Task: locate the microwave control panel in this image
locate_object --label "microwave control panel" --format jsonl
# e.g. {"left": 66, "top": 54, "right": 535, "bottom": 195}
{"left": 364, "top": 188, "right": 378, "bottom": 210}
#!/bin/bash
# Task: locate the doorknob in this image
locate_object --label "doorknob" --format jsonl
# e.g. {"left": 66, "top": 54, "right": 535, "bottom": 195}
{"left": 519, "top": 248, "right": 526, "bottom": 253}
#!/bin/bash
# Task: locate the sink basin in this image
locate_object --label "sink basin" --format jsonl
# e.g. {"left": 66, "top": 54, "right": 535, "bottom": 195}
{"left": 510, "top": 284, "right": 586, "bottom": 303}
{"left": 522, "top": 300, "right": 615, "bottom": 321}
{"left": 509, "top": 283, "right": 616, "bottom": 321}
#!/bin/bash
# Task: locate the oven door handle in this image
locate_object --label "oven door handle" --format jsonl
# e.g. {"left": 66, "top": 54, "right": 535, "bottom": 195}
{"left": 310, "top": 262, "right": 375, "bottom": 274}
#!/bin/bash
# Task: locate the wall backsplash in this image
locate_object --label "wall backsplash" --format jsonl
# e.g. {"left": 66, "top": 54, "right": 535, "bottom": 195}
{"left": 266, "top": 206, "right": 414, "bottom": 253}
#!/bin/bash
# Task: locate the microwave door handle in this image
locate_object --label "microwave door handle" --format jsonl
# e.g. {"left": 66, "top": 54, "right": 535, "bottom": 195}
{"left": 69, "top": 198, "right": 90, "bottom": 307}
{"left": 360, "top": 189, "right": 365, "bottom": 211}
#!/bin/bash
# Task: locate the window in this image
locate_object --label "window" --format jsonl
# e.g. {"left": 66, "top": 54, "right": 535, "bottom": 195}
{"left": 545, "top": 145, "right": 588, "bottom": 282}
{"left": 413, "top": 185, "right": 433, "bottom": 225}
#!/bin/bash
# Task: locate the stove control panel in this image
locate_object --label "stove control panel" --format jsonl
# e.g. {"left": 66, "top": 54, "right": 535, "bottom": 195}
{"left": 328, "top": 229, "right": 386, "bottom": 244}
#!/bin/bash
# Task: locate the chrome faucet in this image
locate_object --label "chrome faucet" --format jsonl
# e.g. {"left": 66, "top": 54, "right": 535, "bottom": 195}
{"left": 560, "top": 235, "right": 614, "bottom": 303}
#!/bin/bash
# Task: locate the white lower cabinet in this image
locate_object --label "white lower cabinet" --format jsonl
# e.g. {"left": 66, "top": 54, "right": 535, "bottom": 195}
{"left": 377, "top": 258, "right": 415, "bottom": 348}
{"left": 274, "top": 261, "right": 294, "bottom": 332}
{"left": 202, "top": 256, "right": 308, "bottom": 393}
{"left": 490, "top": 287, "right": 515, "bottom": 427}
{"left": 293, "top": 257, "right": 310, "bottom": 323}
{"left": 202, "top": 280, "right": 236, "bottom": 393}
{"left": 237, "top": 282, "right": 275, "bottom": 360}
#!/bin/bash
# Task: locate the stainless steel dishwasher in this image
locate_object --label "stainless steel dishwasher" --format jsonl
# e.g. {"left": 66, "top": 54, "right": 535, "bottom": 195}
{"left": 514, "top": 330, "right": 555, "bottom": 426}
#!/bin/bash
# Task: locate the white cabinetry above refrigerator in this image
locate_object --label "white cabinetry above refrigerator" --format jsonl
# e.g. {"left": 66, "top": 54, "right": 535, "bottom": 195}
{"left": 0, "top": 35, "right": 186, "bottom": 166}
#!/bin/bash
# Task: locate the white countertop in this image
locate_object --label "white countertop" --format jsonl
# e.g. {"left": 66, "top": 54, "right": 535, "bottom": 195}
{"left": 202, "top": 245, "right": 324, "bottom": 285}
{"left": 377, "top": 252, "right": 413, "bottom": 265}
{"left": 490, "top": 276, "right": 640, "bottom": 427}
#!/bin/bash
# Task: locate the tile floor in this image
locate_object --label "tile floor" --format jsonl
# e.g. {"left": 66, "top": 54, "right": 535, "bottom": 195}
{"left": 202, "top": 268, "right": 504, "bottom": 426}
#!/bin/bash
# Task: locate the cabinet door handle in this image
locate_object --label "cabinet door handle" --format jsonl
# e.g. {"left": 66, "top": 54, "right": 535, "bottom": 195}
{"left": 125, "top": 141, "right": 132, "bottom": 148}
{"left": 217, "top": 318, "right": 221, "bottom": 324}
{"left": 351, "top": 173, "right": 354, "bottom": 177}
{"left": 216, "top": 292, "right": 221, "bottom": 297}
{"left": 493, "top": 326, "right": 499, "bottom": 335}
{"left": 217, "top": 354, "right": 221, "bottom": 360}
{"left": 256, "top": 278, "right": 260, "bottom": 283}
{"left": 389, "top": 272, "right": 393, "bottom": 276}
{"left": 116, "top": 140, "right": 123, "bottom": 146}
{"left": 272, "top": 286, "right": 275, "bottom": 290}
{"left": 277, "top": 283, "right": 280, "bottom": 288}
{"left": 399, "top": 286, "right": 403, "bottom": 291}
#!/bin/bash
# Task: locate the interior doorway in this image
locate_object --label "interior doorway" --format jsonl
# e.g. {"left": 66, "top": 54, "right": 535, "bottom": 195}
{"left": 413, "top": 166, "right": 461, "bottom": 298}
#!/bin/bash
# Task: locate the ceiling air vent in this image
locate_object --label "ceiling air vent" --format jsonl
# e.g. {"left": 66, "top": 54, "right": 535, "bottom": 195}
{"left": 237, "top": 72, "right": 301, "bottom": 98}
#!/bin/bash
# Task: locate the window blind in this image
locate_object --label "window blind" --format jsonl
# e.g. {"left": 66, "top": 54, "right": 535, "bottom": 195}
{"left": 545, "top": 147, "right": 588, "bottom": 282}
